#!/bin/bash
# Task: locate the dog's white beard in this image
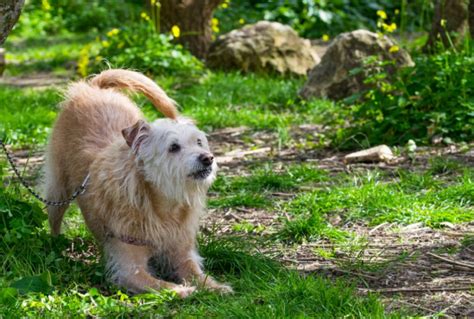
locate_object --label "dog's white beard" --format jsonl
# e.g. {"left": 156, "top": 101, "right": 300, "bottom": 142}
{"left": 140, "top": 152, "right": 215, "bottom": 209}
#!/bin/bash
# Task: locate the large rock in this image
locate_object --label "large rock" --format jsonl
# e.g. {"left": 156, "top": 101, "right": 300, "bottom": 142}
{"left": 300, "top": 29, "right": 414, "bottom": 100}
{"left": 207, "top": 21, "right": 320, "bottom": 75}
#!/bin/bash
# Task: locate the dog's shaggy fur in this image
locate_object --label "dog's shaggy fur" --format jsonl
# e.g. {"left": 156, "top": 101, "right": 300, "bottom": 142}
{"left": 44, "top": 69, "right": 231, "bottom": 297}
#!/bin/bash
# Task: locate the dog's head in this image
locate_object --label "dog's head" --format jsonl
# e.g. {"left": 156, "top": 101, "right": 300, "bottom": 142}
{"left": 122, "top": 118, "right": 217, "bottom": 204}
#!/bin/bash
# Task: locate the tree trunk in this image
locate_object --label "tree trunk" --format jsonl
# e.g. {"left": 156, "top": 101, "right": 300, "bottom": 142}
{"left": 160, "top": 0, "right": 222, "bottom": 59}
{"left": 0, "top": 0, "right": 24, "bottom": 45}
{"left": 424, "top": 0, "right": 469, "bottom": 51}
{"left": 469, "top": 0, "right": 474, "bottom": 38}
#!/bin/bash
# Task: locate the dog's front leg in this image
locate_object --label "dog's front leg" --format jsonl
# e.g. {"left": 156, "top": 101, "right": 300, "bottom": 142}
{"left": 173, "top": 249, "right": 233, "bottom": 294}
{"left": 105, "top": 239, "right": 196, "bottom": 298}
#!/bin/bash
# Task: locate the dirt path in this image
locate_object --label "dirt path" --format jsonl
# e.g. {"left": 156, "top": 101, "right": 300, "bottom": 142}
{"left": 0, "top": 72, "right": 72, "bottom": 88}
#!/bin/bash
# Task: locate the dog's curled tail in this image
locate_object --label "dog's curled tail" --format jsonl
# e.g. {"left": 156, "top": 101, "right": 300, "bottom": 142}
{"left": 90, "top": 69, "right": 178, "bottom": 119}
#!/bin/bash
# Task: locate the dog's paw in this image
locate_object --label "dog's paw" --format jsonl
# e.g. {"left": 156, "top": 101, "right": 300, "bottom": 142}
{"left": 206, "top": 282, "right": 233, "bottom": 294}
{"left": 214, "top": 283, "right": 233, "bottom": 294}
{"left": 172, "top": 285, "right": 196, "bottom": 298}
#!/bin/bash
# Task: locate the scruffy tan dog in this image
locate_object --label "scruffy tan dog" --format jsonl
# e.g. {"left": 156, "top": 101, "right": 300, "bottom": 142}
{"left": 44, "top": 69, "right": 231, "bottom": 297}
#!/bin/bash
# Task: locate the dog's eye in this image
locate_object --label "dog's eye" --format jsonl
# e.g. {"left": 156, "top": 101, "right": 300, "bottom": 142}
{"left": 197, "top": 139, "right": 202, "bottom": 146}
{"left": 169, "top": 143, "right": 181, "bottom": 153}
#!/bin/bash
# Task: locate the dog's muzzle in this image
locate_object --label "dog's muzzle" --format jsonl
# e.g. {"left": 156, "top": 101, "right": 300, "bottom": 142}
{"left": 189, "top": 153, "right": 214, "bottom": 180}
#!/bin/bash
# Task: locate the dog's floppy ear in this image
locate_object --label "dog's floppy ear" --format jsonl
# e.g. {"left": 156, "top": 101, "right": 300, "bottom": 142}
{"left": 122, "top": 120, "right": 150, "bottom": 152}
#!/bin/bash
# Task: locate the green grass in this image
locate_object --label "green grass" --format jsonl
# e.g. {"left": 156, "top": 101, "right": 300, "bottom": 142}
{"left": 0, "top": 71, "right": 338, "bottom": 148}
{"left": 143, "top": 72, "right": 340, "bottom": 132}
{"left": 4, "top": 34, "right": 95, "bottom": 76}
{"left": 0, "top": 244, "right": 391, "bottom": 318}
{"left": 0, "top": 185, "right": 390, "bottom": 318}
{"left": 2, "top": 30, "right": 473, "bottom": 318}
{"left": 0, "top": 87, "right": 60, "bottom": 147}
{"left": 209, "top": 164, "right": 328, "bottom": 209}
{"left": 280, "top": 168, "right": 474, "bottom": 243}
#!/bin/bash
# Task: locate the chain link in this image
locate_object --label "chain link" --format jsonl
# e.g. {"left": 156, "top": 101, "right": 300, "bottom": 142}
{"left": 0, "top": 139, "right": 90, "bottom": 207}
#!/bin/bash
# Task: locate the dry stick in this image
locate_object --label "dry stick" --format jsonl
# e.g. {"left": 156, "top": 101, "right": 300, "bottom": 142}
{"left": 394, "top": 300, "right": 438, "bottom": 315}
{"left": 298, "top": 264, "right": 379, "bottom": 281}
{"left": 235, "top": 207, "right": 254, "bottom": 214}
{"left": 427, "top": 252, "right": 474, "bottom": 270}
{"left": 305, "top": 242, "right": 460, "bottom": 250}
{"left": 437, "top": 298, "right": 462, "bottom": 319}
{"left": 360, "top": 286, "right": 474, "bottom": 294}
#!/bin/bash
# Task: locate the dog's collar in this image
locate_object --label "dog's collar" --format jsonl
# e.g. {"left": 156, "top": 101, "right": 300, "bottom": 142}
{"left": 118, "top": 235, "right": 153, "bottom": 247}
{"left": 106, "top": 230, "right": 155, "bottom": 247}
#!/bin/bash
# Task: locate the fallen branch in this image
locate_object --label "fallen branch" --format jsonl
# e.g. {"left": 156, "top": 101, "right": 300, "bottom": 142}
{"left": 394, "top": 300, "right": 438, "bottom": 315}
{"left": 427, "top": 252, "right": 474, "bottom": 270}
{"left": 360, "top": 286, "right": 474, "bottom": 294}
{"left": 298, "top": 264, "right": 379, "bottom": 280}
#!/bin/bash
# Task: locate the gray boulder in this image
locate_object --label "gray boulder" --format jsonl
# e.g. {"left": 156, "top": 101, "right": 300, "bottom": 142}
{"left": 207, "top": 21, "right": 320, "bottom": 76}
{"left": 300, "top": 29, "right": 414, "bottom": 100}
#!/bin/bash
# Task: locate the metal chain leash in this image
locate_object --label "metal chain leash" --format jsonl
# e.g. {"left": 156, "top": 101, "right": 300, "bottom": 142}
{"left": 0, "top": 139, "right": 90, "bottom": 207}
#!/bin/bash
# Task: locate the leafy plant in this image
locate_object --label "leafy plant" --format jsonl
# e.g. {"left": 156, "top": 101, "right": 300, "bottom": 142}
{"left": 216, "top": 0, "right": 434, "bottom": 38}
{"left": 85, "top": 21, "right": 203, "bottom": 77}
{"left": 339, "top": 47, "right": 474, "bottom": 147}
{"left": 11, "top": 0, "right": 141, "bottom": 38}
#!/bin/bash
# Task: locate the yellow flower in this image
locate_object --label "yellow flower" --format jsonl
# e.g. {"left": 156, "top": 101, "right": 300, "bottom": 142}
{"left": 389, "top": 45, "right": 399, "bottom": 53}
{"left": 382, "top": 22, "right": 397, "bottom": 33}
{"left": 77, "top": 45, "right": 91, "bottom": 78}
{"left": 171, "top": 25, "right": 180, "bottom": 38}
{"left": 239, "top": 18, "right": 245, "bottom": 25}
{"left": 42, "top": 0, "right": 52, "bottom": 11}
{"left": 377, "top": 10, "right": 387, "bottom": 20}
{"left": 212, "top": 18, "right": 219, "bottom": 33}
{"left": 101, "top": 40, "right": 110, "bottom": 48}
{"left": 220, "top": 2, "right": 228, "bottom": 8}
{"left": 107, "top": 28, "right": 120, "bottom": 37}
{"left": 141, "top": 12, "right": 150, "bottom": 21}
{"left": 322, "top": 34, "right": 330, "bottom": 42}
{"left": 150, "top": 0, "right": 156, "bottom": 4}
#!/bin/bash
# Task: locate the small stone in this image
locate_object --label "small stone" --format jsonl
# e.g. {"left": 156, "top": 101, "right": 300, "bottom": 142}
{"left": 406, "top": 139, "right": 417, "bottom": 153}
{"left": 439, "top": 222, "right": 455, "bottom": 229}
{"left": 344, "top": 145, "right": 394, "bottom": 163}
{"left": 399, "top": 222, "right": 424, "bottom": 233}
{"left": 431, "top": 135, "right": 443, "bottom": 145}
{"left": 442, "top": 137, "right": 454, "bottom": 145}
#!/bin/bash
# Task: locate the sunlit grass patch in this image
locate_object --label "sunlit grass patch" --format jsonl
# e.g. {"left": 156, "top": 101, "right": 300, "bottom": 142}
{"left": 0, "top": 87, "right": 60, "bottom": 147}
{"left": 278, "top": 213, "right": 350, "bottom": 244}
{"left": 1, "top": 71, "right": 338, "bottom": 148}
{"left": 4, "top": 34, "right": 96, "bottom": 76}
{"left": 281, "top": 168, "right": 474, "bottom": 242}
{"left": 140, "top": 72, "right": 340, "bottom": 131}
{"left": 209, "top": 192, "right": 271, "bottom": 208}
{"left": 209, "top": 164, "right": 328, "bottom": 209}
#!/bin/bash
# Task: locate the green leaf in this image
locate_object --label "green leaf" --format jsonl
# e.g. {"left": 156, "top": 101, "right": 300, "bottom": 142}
{"left": 0, "top": 287, "right": 18, "bottom": 305}
{"left": 10, "top": 271, "right": 54, "bottom": 294}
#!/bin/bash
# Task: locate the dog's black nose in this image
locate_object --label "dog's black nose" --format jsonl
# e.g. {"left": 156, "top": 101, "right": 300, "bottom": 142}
{"left": 199, "top": 153, "right": 214, "bottom": 166}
